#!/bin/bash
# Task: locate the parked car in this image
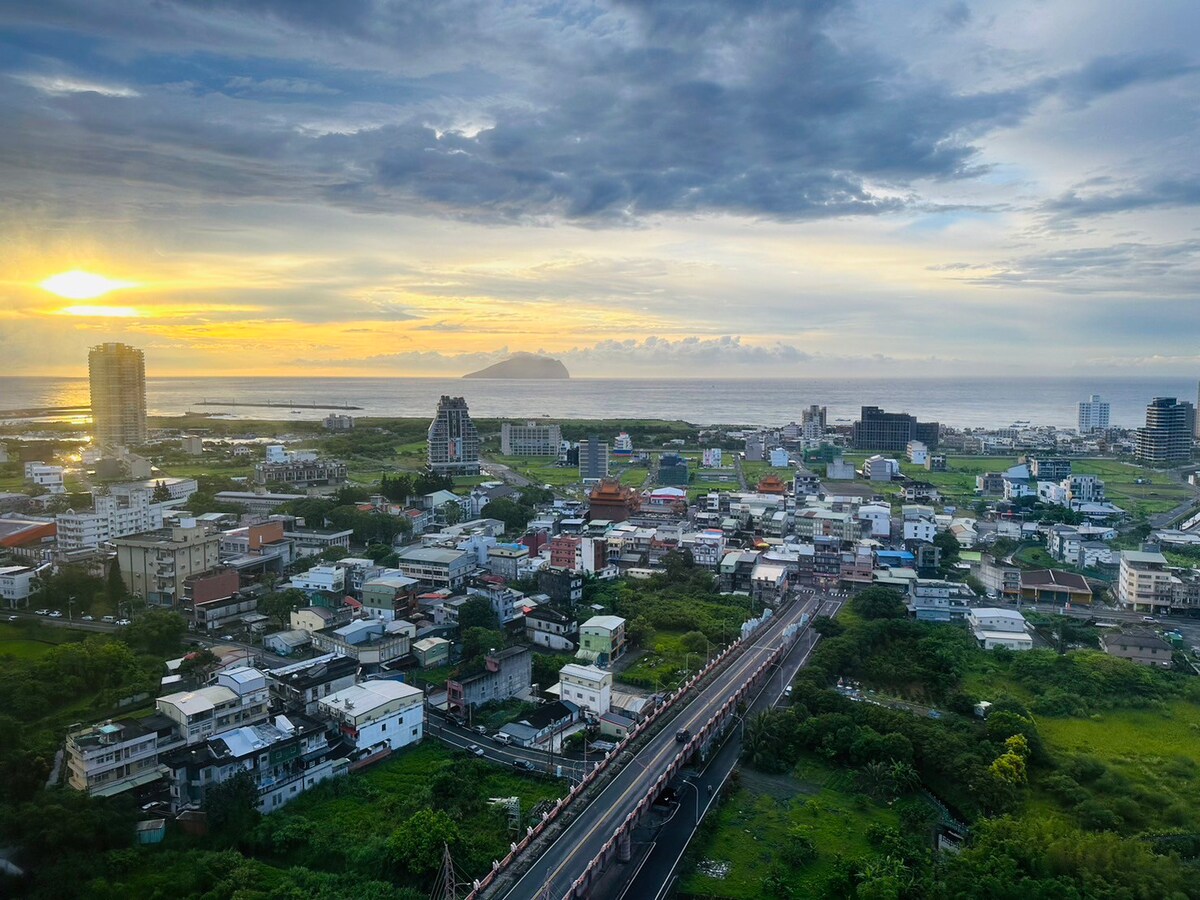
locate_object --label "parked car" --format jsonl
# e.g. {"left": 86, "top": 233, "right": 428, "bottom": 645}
{"left": 473, "top": 724, "right": 488, "bottom": 735}
{"left": 48, "top": 611, "right": 63, "bottom": 618}
{"left": 35, "top": 609, "right": 49, "bottom": 616}
{"left": 492, "top": 732, "right": 513, "bottom": 746}
{"left": 6, "top": 615, "right": 17, "bottom": 622}
{"left": 467, "top": 744, "right": 486, "bottom": 758}
{"left": 80, "top": 615, "right": 94, "bottom": 621}
{"left": 101, "top": 615, "right": 116, "bottom": 623}
{"left": 1142, "top": 616, "right": 1157, "bottom": 623}
{"left": 115, "top": 618, "right": 132, "bottom": 626}
{"left": 511, "top": 759, "right": 537, "bottom": 772}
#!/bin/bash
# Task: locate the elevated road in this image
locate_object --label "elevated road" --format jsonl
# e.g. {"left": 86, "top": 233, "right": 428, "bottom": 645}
{"left": 485, "top": 593, "right": 822, "bottom": 899}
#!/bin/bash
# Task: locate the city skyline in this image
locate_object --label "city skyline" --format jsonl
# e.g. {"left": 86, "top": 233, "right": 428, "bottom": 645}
{"left": 2, "top": 1, "right": 1199, "bottom": 377}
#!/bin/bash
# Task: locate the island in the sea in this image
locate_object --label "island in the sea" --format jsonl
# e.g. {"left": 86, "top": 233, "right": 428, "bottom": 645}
{"left": 463, "top": 353, "right": 570, "bottom": 379}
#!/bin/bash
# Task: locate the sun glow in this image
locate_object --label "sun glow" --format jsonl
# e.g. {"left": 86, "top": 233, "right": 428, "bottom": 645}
{"left": 40, "top": 270, "right": 137, "bottom": 300}
{"left": 58, "top": 305, "right": 140, "bottom": 318}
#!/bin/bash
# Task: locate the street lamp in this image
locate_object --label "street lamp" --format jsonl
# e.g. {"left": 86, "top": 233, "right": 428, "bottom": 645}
{"left": 67, "top": 595, "right": 75, "bottom": 623}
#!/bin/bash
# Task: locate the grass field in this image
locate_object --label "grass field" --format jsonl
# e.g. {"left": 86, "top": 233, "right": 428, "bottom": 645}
{"left": 680, "top": 757, "right": 900, "bottom": 898}
{"left": 0, "top": 620, "right": 87, "bottom": 659}
{"left": 619, "top": 630, "right": 712, "bottom": 690}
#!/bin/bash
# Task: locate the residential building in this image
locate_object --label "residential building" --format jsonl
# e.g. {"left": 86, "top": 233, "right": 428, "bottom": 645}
{"left": 393, "top": 546, "right": 474, "bottom": 589}
{"left": 801, "top": 405, "right": 827, "bottom": 439}
{"left": 254, "top": 459, "right": 347, "bottom": 487}
{"left": 498, "top": 700, "right": 581, "bottom": 748}
{"left": 323, "top": 413, "right": 355, "bottom": 431}
{"left": 1134, "top": 397, "right": 1195, "bottom": 464}
{"left": 89, "top": 342, "right": 147, "bottom": 448}
{"left": 579, "top": 437, "right": 610, "bottom": 481}
{"left": 114, "top": 526, "right": 219, "bottom": 607}
{"left": 926, "top": 454, "right": 947, "bottom": 472}
{"left": 289, "top": 565, "right": 346, "bottom": 594}
{"left": 967, "top": 608, "right": 1033, "bottom": 651}
{"left": 903, "top": 482, "right": 939, "bottom": 502}
{"left": 427, "top": 395, "right": 481, "bottom": 476}
{"left": 612, "top": 432, "right": 634, "bottom": 456}
{"left": 980, "top": 554, "right": 1022, "bottom": 600}
{"left": 578, "top": 614, "right": 627, "bottom": 665}
{"left": 213, "top": 491, "right": 306, "bottom": 515}
{"left": 319, "top": 680, "right": 425, "bottom": 751}
{"left": 1077, "top": 394, "right": 1111, "bottom": 433}
{"left": 863, "top": 455, "right": 900, "bottom": 481}
{"left": 556, "top": 663, "right": 612, "bottom": 716}
{"left": 156, "top": 667, "right": 271, "bottom": 745}
{"left": 447, "top": 646, "right": 532, "bottom": 714}
{"left": 976, "top": 473, "right": 1006, "bottom": 495}
{"left": 908, "top": 579, "right": 972, "bottom": 622}
{"left": 487, "top": 543, "right": 529, "bottom": 581}
{"left": 0, "top": 565, "right": 39, "bottom": 607}
{"left": 1028, "top": 457, "right": 1072, "bottom": 481}
{"left": 290, "top": 606, "right": 342, "bottom": 634}
{"left": 1102, "top": 632, "right": 1173, "bottom": 668}
{"left": 180, "top": 435, "right": 204, "bottom": 455}
{"left": 792, "top": 467, "right": 821, "bottom": 497}
{"left": 112, "top": 477, "right": 197, "bottom": 502}
{"left": 852, "top": 406, "right": 939, "bottom": 452}
{"left": 163, "top": 714, "right": 347, "bottom": 814}
{"left": 906, "top": 441, "right": 929, "bottom": 465}
{"left": 538, "top": 565, "right": 584, "bottom": 604}
{"left": 188, "top": 572, "right": 253, "bottom": 631}
{"left": 266, "top": 653, "right": 359, "bottom": 715}
{"left": 857, "top": 503, "right": 891, "bottom": 538}
{"left": 751, "top": 561, "right": 790, "bottom": 606}
{"left": 361, "top": 574, "right": 419, "bottom": 621}
{"left": 56, "top": 487, "right": 170, "bottom": 551}
{"left": 745, "top": 433, "right": 766, "bottom": 462}
{"left": 1117, "top": 550, "right": 1177, "bottom": 613}
{"left": 903, "top": 517, "right": 937, "bottom": 543}
{"left": 525, "top": 606, "right": 577, "bottom": 650}
{"left": 25, "top": 463, "right": 65, "bottom": 494}
{"left": 680, "top": 529, "right": 726, "bottom": 568}
{"left": 501, "top": 421, "right": 562, "bottom": 456}
{"left": 263, "top": 629, "right": 312, "bottom": 656}
{"left": 1020, "top": 569, "right": 1093, "bottom": 605}
{"left": 701, "top": 448, "right": 723, "bottom": 467}
{"left": 311, "top": 618, "right": 412, "bottom": 668}
{"left": 1063, "top": 474, "right": 1106, "bottom": 505}
{"left": 65, "top": 714, "right": 181, "bottom": 797}
{"left": 413, "top": 636, "right": 451, "bottom": 668}
{"left": 825, "top": 454, "right": 856, "bottom": 480}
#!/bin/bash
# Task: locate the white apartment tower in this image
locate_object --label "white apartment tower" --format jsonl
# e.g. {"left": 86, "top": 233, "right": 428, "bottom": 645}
{"left": 1077, "top": 394, "right": 1110, "bottom": 433}
{"left": 501, "top": 421, "right": 562, "bottom": 456}
{"left": 89, "top": 342, "right": 147, "bottom": 448}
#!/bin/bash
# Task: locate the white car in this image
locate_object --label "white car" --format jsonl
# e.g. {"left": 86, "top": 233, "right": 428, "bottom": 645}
{"left": 115, "top": 618, "right": 132, "bottom": 626}
{"left": 48, "top": 611, "right": 63, "bottom": 618}
{"left": 80, "top": 615, "right": 94, "bottom": 621}
{"left": 35, "top": 609, "right": 50, "bottom": 616}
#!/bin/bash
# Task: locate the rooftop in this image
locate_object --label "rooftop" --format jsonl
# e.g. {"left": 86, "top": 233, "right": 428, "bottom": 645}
{"left": 581, "top": 614, "right": 625, "bottom": 631}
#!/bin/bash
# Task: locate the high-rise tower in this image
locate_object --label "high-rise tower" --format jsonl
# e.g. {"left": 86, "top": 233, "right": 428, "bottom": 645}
{"left": 88, "top": 342, "right": 147, "bottom": 448}
{"left": 427, "top": 395, "right": 480, "bottom": 476}
{"left": 1134, "top": 397, "right": 1195, "bottom": 464}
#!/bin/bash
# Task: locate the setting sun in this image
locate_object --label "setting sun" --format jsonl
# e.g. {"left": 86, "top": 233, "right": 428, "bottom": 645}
{"left": 40, "top": 270, "right": 137, "bottom": 300}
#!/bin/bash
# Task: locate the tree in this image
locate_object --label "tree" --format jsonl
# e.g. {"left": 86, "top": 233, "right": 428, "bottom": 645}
{"left": 481, "top": 498, "right": 531, "bottom": 534}
{"left": 152, "top": 480, "right": 171, "bottom": 502}
{"left": 851, "top": 586, "right": 907, "bottom": 620}
{"left": 178, "top": 648, "right": 220, "bottom": 679}
{"left": 205, "top": 769, "right": 260, "bottom": 835}
{"left": 460, "top": 626, "right": 505, "bottom": 665}
{"left": 120, "top": 610, "right": 186, "bottom": 656}
{"left": 259, "top": 588, "right": 308, "bottom": 626}
{"left": 386, "top": 809, "right": 462, "bottom": 881}
{"left": 680, "top": 630, "right": 709, "bottom": 655}
{"left": 106, "top": 558, "right": 127, "bottom": 606}
{"left": 441, "top": 501, "right": 463, "bottom": 526}
{"left": 457, "top": 596, "right": 500, "bottom": 632}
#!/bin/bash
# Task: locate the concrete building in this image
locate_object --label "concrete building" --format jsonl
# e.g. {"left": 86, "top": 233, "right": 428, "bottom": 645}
{"left": 556, "top": 663, "right": 612, "bottom": 717}
{"left": 254, "top": 459, "right": 347, "bottom": 487}
{"left": 863, "top": 455, "right": 900, "bottom": 481}
{"left": 266, "top": 653, "right": 359, "bottom": 716}
{"left": 1077, "top": 394, "right": 1111, "bottom": 433}
{"left": 25, "top": 464, "right": 65, "bottom": 494}
{"left": 801, "top": 405, "right": 827, "bottom": 439}
{"left": 1135, "top": 397, "right": 1195, "bottom": 464}
{"left": 181, "top": 435, "right": 204, "bottom": 456}
{"left": 361, "top": 574, "right": 419, "bottom": 621}
{"left": 906, "top": 441, "right": 929, "bottom": 465}
{"left": 1029, "top": 457, "right": 1072, "bottom": 481}
{"left": 1102, "top": 632, "right": 1173, "bottom": 668}
{"left": 156, "top": 668, "right": 270, "bottom": 745}
{"left": 853, "top": 406, "right": 939, "bottom": 452}
{"left": 447, "top": 646, "right": 532, "bottom": 714}
{"left": 289, "top": 564, "right": 346, "bottom": 594}
{"left": 525, "top": 606, "right": 577, "bottom": 650}
{"left": 323, "top": 413, "right": 355, "bottom": 431}
{"left": 413, "top": 636, "right": 451, "bottom": 668}
{"left": 319, "top": 680, "right": 425, "bottom": 751}
{"left": 967, "top": 607, "right": 1033, "bottom": 651}
{"left": 393, "top": 546, "right": 474, "bottom": 589}
{"left": 579, "top": 437, "right": 610, "bottom": 481}
{"left": 538, "top": 566, "right": 584, "bottom": 604}
{"left": 65, "top": 714, "right": 181, "bottom": 797}
{"left": 0, "top": 565, "right": 39, "bottom": 606}
{"left": 487, "top": 543, "right": 529, "bottom": 581}
{"left": 908, "top": 579, "right": 972, "bottom": 622}
{"left": 1117, "top": 550, "right": 1177, "bottom": 613}
{"left": 89, "top": 342, "right": 147, "bottom": 448}
{"left": 657, "top": 452, "right": 689, "bottom": 485}
{"left": 501, "top": 421, "right": 562, "bottom": 456}
{"left": 578, "top": 615, "right": 626, "bottom": 665}
{"left": 587, "top": 479, "right": 639, "bottom": 523}
{"left": 311, "top": 618, "right": 412, "bottom": 668}
{"left": 57, "top": 487, "right": 170, "bottom": 551}
{"left": 427, "top": 395, "right": 481, "bottom": 476}
{"left": 1020, "top": 569, "right": 1093, "bottom": 605}
{"left": 114, "top": 526, "right": 220, "bottom": 607}
{"left": 163, "top": 714, "right": 347, "bottom": 814}
{"left": 744, "top": 433, "right": 766, "bottom": 462}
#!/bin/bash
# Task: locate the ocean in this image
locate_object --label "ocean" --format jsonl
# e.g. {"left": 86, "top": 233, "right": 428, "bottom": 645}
{"left": 0, "top": 375, "right": 1196, "bottom": 430}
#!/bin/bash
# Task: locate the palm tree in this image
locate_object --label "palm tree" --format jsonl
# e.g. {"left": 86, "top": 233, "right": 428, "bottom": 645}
{"left": 889, "top": 760, "right": 920, "bottom": 795}
{"left": 858, "top": 760, "right": 892, "bottom": 798}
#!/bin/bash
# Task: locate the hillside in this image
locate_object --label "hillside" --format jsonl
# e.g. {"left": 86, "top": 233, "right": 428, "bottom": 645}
{"left": 463, "top": 353, "right": 570, "bottom": 379}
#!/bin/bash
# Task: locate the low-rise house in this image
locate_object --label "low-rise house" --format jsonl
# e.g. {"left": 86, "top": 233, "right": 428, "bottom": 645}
{"left": 267, "top": 653, "right": 359, "bottom": 715}
{"left": 447, "top": 646, "right": 532, "bottom": 714}
{"left": 976, "top": 473, "right": 1006, "bottom": 496}
{"left": 289, "top": 565, "right": 346, "bottom": 594}
{"left": 578, "top": 615, "right": 627, "bottom": 666}
{"left": 393, "top": 546, "right": 474, "bottom": 590}
{"left": 0, "top": 565, "right": 39, "bottom": 606}
{"left": 980, "top": 554, "right": 1022, "bottom": 600}
{"left": 1102, "top": 632, "right": 1173, "bottom": 668}
{"left": 284, "top": 526, "right": 354, "bottom": 559}
{"left": 311, "top": 618, "right": 412, "bottom": 669}
{"left": 65, "top": 714, "right": 181, "bottom": 797}
{"left": 903, "top": 482, "right": 940, "bottom": 503}
{"left": 555, "top": 663, "right": 612, "bottom": 717}
{"left": 361, "top": 574, "right": 420, "bottom": 621}
{"left": 487, "top": 543, "right": 529, "bottom": 581}
{"left": 163, "top": 714, "right": 347, "bottom": 813}
{"left": 413, "top": 636, "right": 451, "bottom": 668}
{"left": 290, "top": 605, "right": 342, "bottom": 634}
{"left": 263, "top": 629, "right": 312, "bottom": 656}
{"left": 750, "top": 561, "right": 790, "bottom": 607}
{"left": 525, "top": 606, "right": 577, "bottom": 651}
{"left": 967, "top": 607, "right": 1033, "bottom": 651}
{"left": 498, "top": 699, "right": 581, "bottom": 748}
{"left": 903, "top": 517, "right": 937, "bottom": 543}
{"left": 538, "top": 566, "right": 583, "bottom": 604}
{"left": 719, "top": 550, "right": 759, "bottom": 593}
{"left": 319, "top": 680, "right": 425, "bottom": 752}
{"left": 598, "top": 711, "right": 636, "bottom": 740}
{"left": 856, "top": 504, "right": 892, "bottom": 538}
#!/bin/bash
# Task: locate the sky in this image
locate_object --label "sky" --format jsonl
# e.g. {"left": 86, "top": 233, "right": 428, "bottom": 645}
{"left": 0, "top": 0, "right": 1198, "bottom": 378}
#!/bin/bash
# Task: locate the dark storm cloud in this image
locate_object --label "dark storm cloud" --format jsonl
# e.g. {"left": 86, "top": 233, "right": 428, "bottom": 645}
{"left": 0, "top": 0, "right": 1106, "bottom": 224}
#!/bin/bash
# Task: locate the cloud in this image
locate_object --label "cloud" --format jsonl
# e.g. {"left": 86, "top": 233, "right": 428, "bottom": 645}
{"left": 1039, "top": 175, "right": 1200, "bottom": 221}
{"left": 13, "top": 74, "right": 140, "bottom": 98}
{"left": 224, "top": 76, "right": 340, "bottom": 96}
